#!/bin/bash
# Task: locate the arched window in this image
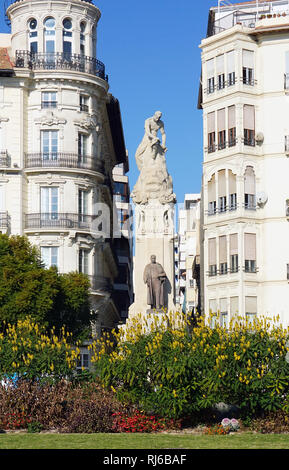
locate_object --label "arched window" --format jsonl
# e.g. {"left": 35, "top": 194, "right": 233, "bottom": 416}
{"left": 28, "top": 18, "right": 38, "bottom": 54}
{"left": 44, "top": 17, "right": 56, "bottom": 54}
{"left": 80, "top": 21, "right": 86, "bottom": 56}
{"left": 63, "top": 18, "right": 72, "bottom": 58}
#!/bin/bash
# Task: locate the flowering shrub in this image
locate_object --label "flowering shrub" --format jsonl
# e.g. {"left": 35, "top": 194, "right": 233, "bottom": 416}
{"left": 204, "top": 424, "right": 230, "bottom": 435}
{"left": 90, "top": 312, "right": 289, "bottom": 419}
{"left": 0, "top": 318, "right": 80, "bottom": 380}
{"left": 112, "top": 411, "right": 181, "bottom": 433}
{"left": 1, "top": 411, "right": 32, "bottom": 430}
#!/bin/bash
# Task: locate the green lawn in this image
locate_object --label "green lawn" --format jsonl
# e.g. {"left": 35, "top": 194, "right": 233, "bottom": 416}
{"left": 0, "top": 432, "right": 289, "bottom": 449}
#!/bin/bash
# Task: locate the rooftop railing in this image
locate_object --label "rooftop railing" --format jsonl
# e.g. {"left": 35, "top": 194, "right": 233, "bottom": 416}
{"left": 25, "top": 152, "right": 105, "bottom": 173}
{"left": 15, "top": 51, "right": 107, "bottom": 81}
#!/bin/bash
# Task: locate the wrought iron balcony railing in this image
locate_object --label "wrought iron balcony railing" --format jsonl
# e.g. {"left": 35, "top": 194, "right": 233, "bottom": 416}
{"left": 0, "top": 211, "right": 9, "bottom": 229}
{"left": 15, "top": 51, "right": 107, "bottom": 81}
{"left": 25, "top": 152, "right": 105, "bottom": 173}
{"left": 0, "top": 151, "right": 9, "bottom": 167}
{"left": 25, "top": 213, "right": 101, "bottom": 231}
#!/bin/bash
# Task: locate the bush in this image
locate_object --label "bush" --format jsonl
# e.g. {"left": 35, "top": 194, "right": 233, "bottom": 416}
{"left": 0, "top": 318, "right": 80, "bottom": 381}
{"left": 250, "top": 411, "right": 289, "bottom": 434}
{"left": 111, "top": 411, "right": 181, "bottom": 433}
{"left": 0, "top": 379, "right": 131, "bottom": 433}
{"left": 90, "top": 312, "right": 289, "bottom": 419}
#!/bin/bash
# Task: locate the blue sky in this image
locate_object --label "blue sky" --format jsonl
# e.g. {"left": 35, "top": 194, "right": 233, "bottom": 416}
{"left": 0, "top": 0, "right": 222, "bottom": 202}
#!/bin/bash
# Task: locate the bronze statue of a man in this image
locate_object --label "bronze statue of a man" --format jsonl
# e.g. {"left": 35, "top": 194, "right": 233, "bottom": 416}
{"left": 143, "top": 255, "right": 167, "bottom": 309}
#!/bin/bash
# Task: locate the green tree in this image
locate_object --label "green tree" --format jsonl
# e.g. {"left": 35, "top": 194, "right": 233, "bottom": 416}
{"left": 0, "top": 233, "right": 91, "bottom": 339}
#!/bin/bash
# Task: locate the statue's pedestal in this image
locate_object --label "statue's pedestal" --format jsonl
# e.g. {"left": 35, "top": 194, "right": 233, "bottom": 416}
{"left": 128, "top": 200, "right": 176, "bottom": 319}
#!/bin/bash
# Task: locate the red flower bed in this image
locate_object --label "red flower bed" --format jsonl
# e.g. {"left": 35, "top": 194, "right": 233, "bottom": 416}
{"left": 1, "top": 411, "right": 32, "bottom": 430}
{"left": 112, "top": 411, "right": 180, "bottom": 433}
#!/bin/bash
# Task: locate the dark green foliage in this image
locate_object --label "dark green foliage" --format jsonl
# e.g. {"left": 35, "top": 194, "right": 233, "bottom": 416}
{"left": 0, "top": 234, "right": 91, "bottom": 339}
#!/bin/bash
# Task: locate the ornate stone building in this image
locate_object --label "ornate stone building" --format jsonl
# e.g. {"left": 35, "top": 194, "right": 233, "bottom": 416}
{"left": 199, "top": 0, "right": 289, "bottom": 326}
{"left": 0, "top": 0, "right": 129, "bottom": 336}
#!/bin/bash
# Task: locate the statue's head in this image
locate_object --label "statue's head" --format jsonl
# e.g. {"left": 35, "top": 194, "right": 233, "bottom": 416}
{"left": 150, "top": 254, "right": 156, "bottom": 264}
{"left": 153, "top": 111, "right": 162, "bottom": 122}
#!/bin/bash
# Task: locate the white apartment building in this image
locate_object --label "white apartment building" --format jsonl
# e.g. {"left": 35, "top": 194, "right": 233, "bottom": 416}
{"left": 175, "top": 194, "right": 201, "bottom": 314}
{"left": 199, "top": 0, "right": 289, "bottom": 326}
{"left": 0, "top": 0, "right": 129, "bottom": 335}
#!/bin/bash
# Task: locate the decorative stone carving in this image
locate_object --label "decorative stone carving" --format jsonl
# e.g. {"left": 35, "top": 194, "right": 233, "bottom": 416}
{"left": 131, "top": 111, "right": 176, "bottom": 205}
{"left": 35, "top": 110, "right": 67, "bottom": 127}
{"left": 74, "top": 114, "right": 100, "bottom": 132}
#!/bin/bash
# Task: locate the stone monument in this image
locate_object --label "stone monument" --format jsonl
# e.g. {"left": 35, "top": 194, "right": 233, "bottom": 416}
{"left": 128, "top": 111, "right": 176, "bottom": 317}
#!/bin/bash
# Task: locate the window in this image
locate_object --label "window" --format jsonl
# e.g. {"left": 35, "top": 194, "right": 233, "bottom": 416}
{"left": 78, "top": 133, "right": 88, "bottom": 160}
{"left": 207, "top": 112, "right": 215, "bottom": 153}
{"left": 41, "top": 130, "right": 58, "bottom": 159}
{"left": 114, "top": 181, "right": 128, "bottom": 202}
{"left": 287, "top": 264, "right": 289, "bottom": 280}
{"left": 208, "top": 238, "right": 217, "bottom": 276}
{"left": 228, "top": 106, "right": 236, "bottom": 147}
{"left": 227, "top": 51, "right": 235, "bottom": 86}
{"left": 230, "top": 234, "right": 238, "bottom": 273}
{"left": 79, "top": 249, "right": 89, "bottom": 274}
{"left": 242, "top": 50, "right": 254, "bottom": 85}
{"left": 41, "top": 91, "right": 57, "bottom": 109}
{"left": 245, "top": 296, "right": 257, "bottom": 325}
{"left": 218, "top": 169, "right": 226, "bottom": 212}
{"left": 80, "top": 95, "right": 89, "bottom": 112}
{"left": 78, "top": 189, "right": 88, "bottom": 215}
{"left": 216, "top": 55, "right": 225, "bottom": 90}
{"left": 29, "top": 18, "right": 38, "bottom": 54}
{"left": 230, "top": 254, "right": 239, "bottom": 273}
{"left": 208, "top": 201, "right": 216, "bottom": 216}
{"left": 219, "top": 196, "right": 226, "bottom": 213}
{"left": 41, "top": 246, "right": 58, "bottom": 268}
{"left": 285, "top": 135, "right": 289, "bottom": 152}
{"left": 220, "top": 298, "right": 228, "bottom": 328}
{"left": 219, "top": 236, "right": 227, "bottom": 274}
{"left": 63, "top": 18, "right": 72, "bottom": 59}
{"left": 118, "top": 209, "right": 129, "bottom": 229}
{"left": 230, "top": 296, "right": 239, "bottom": 317}
{"left": 244, "top": 166, "right": 256, "bottom": 210}
{"left": 77, "top": 353, "right": 89, "bottom": 371}
{"left": 208, "top": 173, "right": 216, "bottom": 215}
{"left": 80, "top": 22, "right": 86, "bottom": 56}
{"left": 217, "top": 109, "right": 226, "bottom": 150}
{"left": 40, "top": 187, "right": 58, "bottom": 220}
{"left": 206, "top": 58, "right": 215, "bottom": 94}
{"left": 44, "top": 17, "right": 56, "bottom": 54}
{"left": 244, "top": 233, "right": 256, "bottom": 273}
{"left": 229, "top": 193, "right": 237, "bottom": 211}
{"left": 243, "top": 105, "right": 255, "bottom": 146}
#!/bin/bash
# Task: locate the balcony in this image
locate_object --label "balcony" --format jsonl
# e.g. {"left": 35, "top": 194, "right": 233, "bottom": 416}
{"left": 87, "top": 275, "right": 113, "bottom": 293}
{"left": 25, "top": 153, "right": 104, "bottom": 173}
{"left": 0, "top": 151, "right": 9, "bottom": 167}
{"left": 15, "top": 51, "right": 108, "bottom": 81}
{"left": 0, "top": 211, "right": 9, "bottom": 229}
{"left": 25, "top": 213, "right": 101, "bottom": 231}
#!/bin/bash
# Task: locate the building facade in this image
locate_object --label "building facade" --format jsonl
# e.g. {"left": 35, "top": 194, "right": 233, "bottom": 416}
{"left": 112, "top": 157, "right": 134, "bottom": 323}
{"left": 0, "top": 0, "right": 129, "bottom": 336}
{"left": 199, "top": 0, "right": 289, "bottom": 326}
{"left": 175, "top": 194, "right": 201, "bottom": 314}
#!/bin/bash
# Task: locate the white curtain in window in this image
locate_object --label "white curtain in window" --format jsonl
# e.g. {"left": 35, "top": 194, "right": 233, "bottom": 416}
{"left": 216, "top": 55, "right": 224, "bottom": 75}
{"left": 217, "top": 108, "right": 226, "bottom": 132}
{"left": 230, "top": 233, "right": 238, "bottom": 255}
{"left": 228, "top": 170, "right": 236, "bottom": 194}
{"left": 244, "top": 166, "right": 256, "bottom": 194}
{"left": 208, "top": 174, "right": 216, "bottom": 203}
{"left": 207, "top": 112, "right": 215, "bottom": 134}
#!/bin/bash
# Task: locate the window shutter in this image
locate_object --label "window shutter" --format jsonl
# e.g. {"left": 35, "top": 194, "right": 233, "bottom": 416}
{"left": 209, "top": 299, "right": 217, "bottom": 314}
{"left": 242, "top": 49, "right": 254, "bottom": 68}
{"left": 244, "top": 166, "right": 255, "bottom": 194}
{"left": 207, "top": 111, "right": 215, "bottom": 134}
{"left": 219, "top": 235, "right": 227, "bottom": 264}
{"left": 206, "top": 58, "right": 214, "bottom": 78}
{"left": 230, "top": 234, "right": 238, "bottom": 255}
{"left": 217, "top": 108, "right": 226, "bottom": 132}
{"left": 227, "top": 51, "right": 235, "bottom": 74}
{"left": 243, "top": 105, "right": 255, "bottom": 130}
{"left": 208, "top": 238, "right": 216, "bottom": 265}
{"left": 228, "top": 105, "right": 236, "bottom": 129}
{"left": 245, "top": 296, "right": 257, "bottom": 314}
{"left": 218, "top": 169, "right": 226, "bottom": 197}
{"left": 228, "top": 170, "right": 236, "bottom": 194}
{"left": 244, "top": 233, "right": 256, "bottom": 260}
{"left": 216, "top": 55, "right": 224, "bottom": 75}
{"left": 208, "top": 174, "right": 216, "bottom": 203}
{"left": 220, "top": 298, "right": 227, "bottom": 313}
{"left": 230, "top": 296, "right": 239, "bottom": 315}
